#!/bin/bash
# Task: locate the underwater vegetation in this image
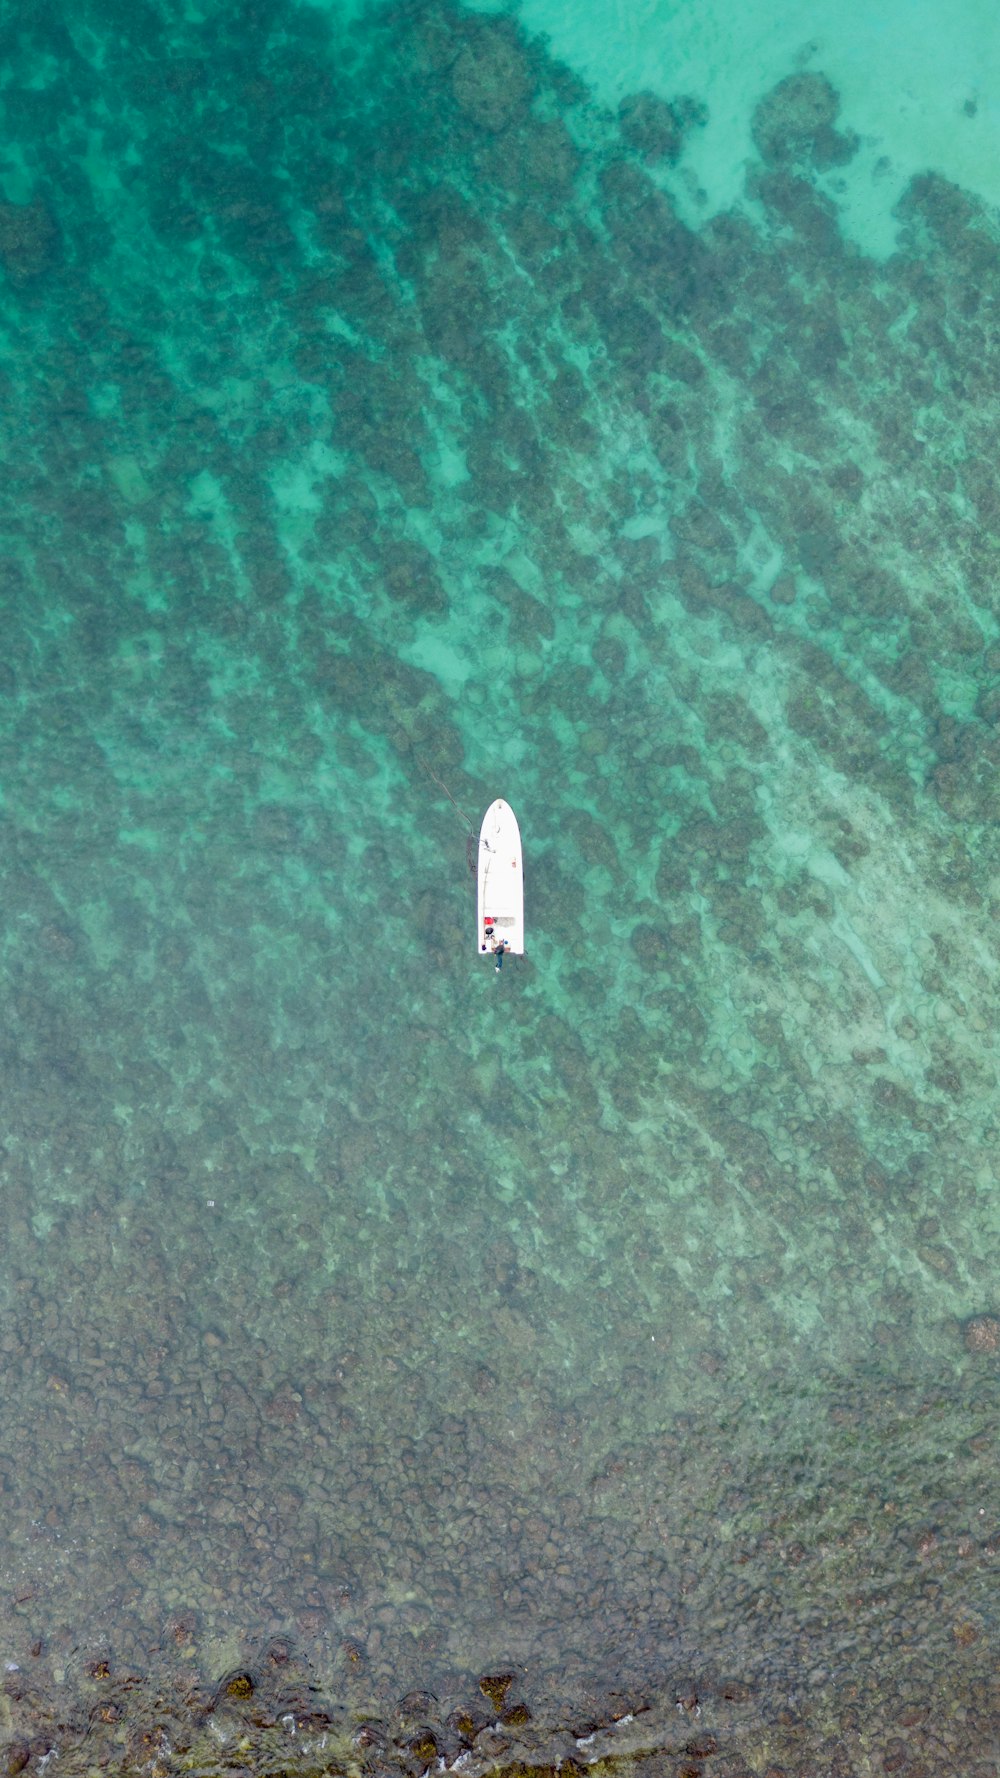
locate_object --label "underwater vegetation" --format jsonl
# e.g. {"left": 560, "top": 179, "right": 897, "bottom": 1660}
{"left": 1, "top": 0, "right": 999, "bottom": 1772}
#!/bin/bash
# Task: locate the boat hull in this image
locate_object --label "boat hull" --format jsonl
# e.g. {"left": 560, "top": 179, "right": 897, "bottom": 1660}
{"left": 477, "top": 799, "right": 524, "bottom": 957}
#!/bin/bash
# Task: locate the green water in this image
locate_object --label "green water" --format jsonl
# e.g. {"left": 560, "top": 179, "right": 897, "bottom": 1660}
{"left": 1, "top": 0, "right": 1000, "bottom": 1773}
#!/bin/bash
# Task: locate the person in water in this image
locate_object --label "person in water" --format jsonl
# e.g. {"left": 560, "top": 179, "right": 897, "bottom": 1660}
{"left": 492, "top": 934, "right": 510, "bottom": 972}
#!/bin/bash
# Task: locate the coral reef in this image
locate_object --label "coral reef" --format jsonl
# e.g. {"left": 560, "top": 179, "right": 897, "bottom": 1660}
{"left": 0, "top": 0, "right": 999, "bottom": 1770}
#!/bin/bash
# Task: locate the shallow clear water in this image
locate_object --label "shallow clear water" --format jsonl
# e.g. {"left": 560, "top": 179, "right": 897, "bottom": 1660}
{"left": 1, "top": 0, "right": 1000, "bottom": 1773}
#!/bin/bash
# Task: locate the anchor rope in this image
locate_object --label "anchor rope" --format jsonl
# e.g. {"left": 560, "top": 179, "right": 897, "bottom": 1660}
{"left": 413, "top": 750, "right": 476, "bottom": 834}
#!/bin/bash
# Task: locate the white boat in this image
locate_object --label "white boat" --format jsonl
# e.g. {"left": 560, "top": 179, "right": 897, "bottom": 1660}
{"left": 477, "top": 799, "right": 524, "bottom": 965}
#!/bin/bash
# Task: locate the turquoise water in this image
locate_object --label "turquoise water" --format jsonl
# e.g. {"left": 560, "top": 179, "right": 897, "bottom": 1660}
{"left": 1, "top": 0, "right": 1000, "bottom": 1772}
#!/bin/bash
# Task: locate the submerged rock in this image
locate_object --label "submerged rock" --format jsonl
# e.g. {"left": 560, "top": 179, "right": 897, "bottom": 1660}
{"left": 451, "top": 27, "right": 532, "bottom": 132}
{"left": 0, "top": 198, "right": 59, "bottom": 286}
{"left": 751, "top": 71, "right": 857, "bottom": 168}
{"left": 963, "top": 1315, "right": 1000, "bottom": 1354}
